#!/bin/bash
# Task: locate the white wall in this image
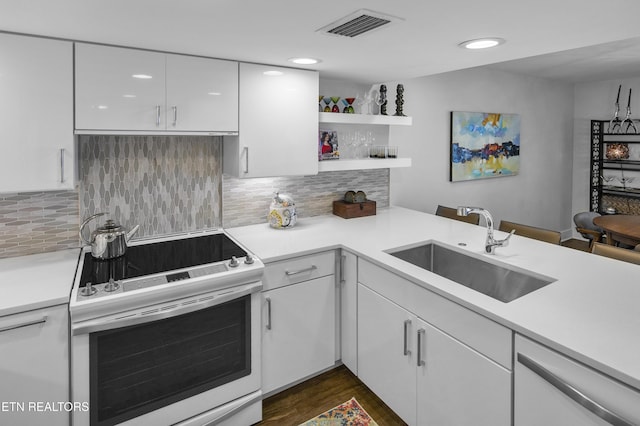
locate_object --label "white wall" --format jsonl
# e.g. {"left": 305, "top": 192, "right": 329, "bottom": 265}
{"left": 386, "top": 67, "right": 575, "bottom": 235}
{"left": 572, "top": 77, "right": 640, "bottom": 223}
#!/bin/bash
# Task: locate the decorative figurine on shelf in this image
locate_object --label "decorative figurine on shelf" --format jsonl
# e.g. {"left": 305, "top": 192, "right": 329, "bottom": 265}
{"left": 378, "top": 85, "right": 388, "bottom": 115}
{"left": 621, "top": 88, "right": 638, "bottom": 134}
{"left": 394, "top": 84, "right": 406, "bottom": 117}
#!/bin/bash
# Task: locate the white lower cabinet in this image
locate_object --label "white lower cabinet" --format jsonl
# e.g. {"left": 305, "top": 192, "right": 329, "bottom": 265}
{"left": 358, "top": 283, "right": 417, "bottom": 423}
{"left": 261, "top": 252, "right": 336, "bottom": 394}
{"left": 358, "top": 283, "right": 511, "bottom": 426}
{"left": 515, "top": 334, "right": 640, "bottom": 426}
{"left": 0, "top": 304, "right": 69, "bottom": 426}
{"left": 417, "top": 317, "right": 511, "bottom": 426}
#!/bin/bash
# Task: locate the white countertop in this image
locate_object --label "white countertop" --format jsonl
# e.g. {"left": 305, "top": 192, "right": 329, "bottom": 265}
{"left": 227, "top": 206, "right": 640, "bottom": 391}
{"left": 0, "top": 248, "right": 81, "bottom": 317}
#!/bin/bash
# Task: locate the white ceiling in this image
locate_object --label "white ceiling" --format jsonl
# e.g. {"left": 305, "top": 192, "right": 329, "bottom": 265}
{"left": 2, "top": 0, "right": 640, "bottom": 84}
{"left": 487, "top": 36, "right": 640, "bottom": 83}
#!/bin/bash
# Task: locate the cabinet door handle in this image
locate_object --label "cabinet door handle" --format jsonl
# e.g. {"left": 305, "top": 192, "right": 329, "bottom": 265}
{"left": 59, "top": 148, "right": 65, "bottom": 183}
{"left": 285, "top": 265, "right": 317, "bottom": 276}
{"left": 0, "top": 317, "right": 47, "bottom": 334}
{"left": 403, "top": 319, "right": 411, "bottom": 356}
{"left": 243, "top": 147, "right": 249, "bottom": 174}
{"left": 340, "top": 255, "right": 346, "bottom": 283}
{"left": 417, "top": 329, "right": 426, "bottom": 367}
{"left": 172, "top": 106, "right": 177, "bottom": 127}
{"left": 265, "top": 297, "right": 272, "bottom": 330}
{"left": 517, "top": 353, "right": 635, "bottom": 426}
{"left": 156, "top": 105, "right": 161, "bottom": 127}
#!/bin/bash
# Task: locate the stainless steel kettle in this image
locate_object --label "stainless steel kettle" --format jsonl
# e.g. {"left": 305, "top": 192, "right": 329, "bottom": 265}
{"left": 79, "top": 212, "right": 140, "bottom": 260}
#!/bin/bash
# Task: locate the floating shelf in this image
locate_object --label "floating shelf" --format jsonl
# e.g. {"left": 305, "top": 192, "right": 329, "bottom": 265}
{"left": 318, "top": 158, "right": 412, "bottom": 172}
{"left": 319, "top": 112, "right": 412, "bottom": 126}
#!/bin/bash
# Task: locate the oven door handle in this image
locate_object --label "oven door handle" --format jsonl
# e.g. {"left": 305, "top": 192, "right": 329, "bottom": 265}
{"left": 72, "top": 282, "right": 261, "bottom": 335}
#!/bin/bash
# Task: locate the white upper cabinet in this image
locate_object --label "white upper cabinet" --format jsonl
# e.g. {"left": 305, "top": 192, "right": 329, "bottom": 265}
{"left": 165, "top": 53, "right": 238, "bottom": 132}
{"left": 0, "top": 34, "right": 74, "bottom": 193}
{"left": 75, "top": 44, "right": 165, "bottom": 132}
{"left": 75, "top": 43, "right": 238, "bottom": 134}
{"left": 224, "top": 63, "right": 319, "bottom": 178}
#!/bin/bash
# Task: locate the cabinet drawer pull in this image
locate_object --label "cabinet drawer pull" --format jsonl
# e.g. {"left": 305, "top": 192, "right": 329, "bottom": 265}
{"left": 156, "top": 105, "right": 161, "bottom": 127}
{"left": 243, "top": 147, "right": 249, "bottom": 174}
{"left": 417, "top": 328, "right": 426, "bottom": 367}
{"left": 403, "top": 319, "right": 411, "bottom": 356}
{"left": 172, "top": 106, "right": 178, "bottom": 126}
{"left": 265, "top": 297, "right": 272, "bottom": 330}
{"left": 517, "top": 353, "right": 634, "bottom": 426}
{"left": 340, "top": 255, "right": 346, "bottom": 283}
{"left": 59, "top": 148, "right": 65, "bottom": 183}
{"left": 285, "top": 265, "right": 317, "bottom": 276}
{"left": 0, "top": 317, "right": 47, "bottom": 334}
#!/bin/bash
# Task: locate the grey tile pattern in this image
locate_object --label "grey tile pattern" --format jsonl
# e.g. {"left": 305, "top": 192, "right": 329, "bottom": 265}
{"left": 0, "top": 190, "right": 79, "bottom": 259}
{"left": 78, "top": 135, "right": 223, "bottom": 238}
{"left": 0, "top": 136, "right": 389, "bottom": 258}
{"left": 222, "top": 169, "right": 390, "bottom": 228}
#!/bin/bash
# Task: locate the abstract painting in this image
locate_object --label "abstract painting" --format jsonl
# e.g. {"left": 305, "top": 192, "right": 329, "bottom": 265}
{"left": 450, "top": 111, "right": 521, "bottom": 182}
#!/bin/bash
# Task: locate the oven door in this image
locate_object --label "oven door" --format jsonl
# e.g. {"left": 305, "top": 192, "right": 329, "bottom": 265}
{"left": 70, "top": 282, "right": 262, "bottom": 426}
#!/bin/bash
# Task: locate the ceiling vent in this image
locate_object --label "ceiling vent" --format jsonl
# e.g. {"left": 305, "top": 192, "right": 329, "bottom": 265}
{"left": 317, "top": 9, "right": 402, "bottom": 38}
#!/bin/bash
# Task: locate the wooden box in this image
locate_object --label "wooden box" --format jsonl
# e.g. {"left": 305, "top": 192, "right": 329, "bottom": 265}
{"left": 332, "top": 200, "right": 376, "bottom": 219}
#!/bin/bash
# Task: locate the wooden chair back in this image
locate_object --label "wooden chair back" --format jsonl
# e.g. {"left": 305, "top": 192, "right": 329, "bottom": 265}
{"left": 592, "top": 242, "right": 640, "bottom": 265}
{"left": 498, "top": 220, "right": 561, "bottom": 245}
{"left": 573, "top": 212, "right": 604, "bottom": 249}
{"left": 435, "top": 205, "right": 480, "bottom": 225}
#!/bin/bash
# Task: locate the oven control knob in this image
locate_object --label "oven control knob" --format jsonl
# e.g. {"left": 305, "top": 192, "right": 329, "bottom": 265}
{"left": 229, "top": 256, "right": 239, "bottom": 268}
{"left": 80, "top": 282, "right": 97, "bottom": 297}
{"left": 104, "top": 278, "right": 120, "bottom": 293}
{"left": 245, "top": 254, "right": 254, "bottom": 264}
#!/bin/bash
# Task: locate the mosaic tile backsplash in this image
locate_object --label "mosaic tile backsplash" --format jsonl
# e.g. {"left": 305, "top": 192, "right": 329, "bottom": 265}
{"left": 222, "top": 169, "right": 390, "bottom": 228}
{"left": 78, "top": 135, "right": 223, "bottom": 238}
{"left": 0, "top": 191, "right": 79, "bottom": 258}
{"left": 1, "top": 135, "right": 390, "bottom": 258}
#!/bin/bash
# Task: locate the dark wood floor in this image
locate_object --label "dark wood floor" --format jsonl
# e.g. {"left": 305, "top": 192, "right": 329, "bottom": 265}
{"left": 256, "top": 365, "right": 406, "bottom": 426}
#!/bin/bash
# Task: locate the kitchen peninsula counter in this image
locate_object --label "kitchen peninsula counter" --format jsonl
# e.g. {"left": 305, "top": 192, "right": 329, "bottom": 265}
{"left": 0, "top": 248, "right": 81, "bottom": 316}
{"left": 227, "top": 206, "right": 640, "bottom": 392}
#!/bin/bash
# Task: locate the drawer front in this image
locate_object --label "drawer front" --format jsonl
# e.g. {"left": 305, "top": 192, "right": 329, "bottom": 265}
{"left": 515, "top": 334, "right": 640, "bottom": 425}
{"left": 359, "top": 258, "right": 512, "bottom": 369}
{"left": 0, "top": 304, "right": 69, "bottom": 426}
{"left": 263, "top": 251, "right": 335, "bottom": 291}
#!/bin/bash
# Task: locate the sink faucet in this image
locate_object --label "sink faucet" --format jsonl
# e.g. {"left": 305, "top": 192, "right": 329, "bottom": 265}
{"left": 457, "top": 206, "right": 514, "bottom": 254}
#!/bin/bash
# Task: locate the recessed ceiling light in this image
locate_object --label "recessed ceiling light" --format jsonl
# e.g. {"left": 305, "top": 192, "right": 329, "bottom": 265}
{"left": 122, "top": 94, "right": 137, "bottom": 98}
{"left": 132, "top": 74, "right": 153, "bottom": 79}
{"left": 458, "top": 38, "right": 505, "bottom": 50}
{"left": 288, "top": 57, "right": 321, "bottom": 65}
{"left": 207, "top": 92, "right": 222, "bottom": 96}
{"left": 263, "top": 70, "right": 284, "bottom": 76}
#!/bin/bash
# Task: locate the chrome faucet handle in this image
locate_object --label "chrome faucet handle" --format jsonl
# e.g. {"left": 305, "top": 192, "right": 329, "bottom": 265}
{"left": 486, "top": 229, "right": 515, "bottom": 254}
{"left": 499, "top": 229, "right": 516, "bottom": 245}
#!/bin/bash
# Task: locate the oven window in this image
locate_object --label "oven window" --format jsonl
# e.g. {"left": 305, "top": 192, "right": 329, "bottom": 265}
{"left": 89, "top": 295, "right": 251, "bottom": 426}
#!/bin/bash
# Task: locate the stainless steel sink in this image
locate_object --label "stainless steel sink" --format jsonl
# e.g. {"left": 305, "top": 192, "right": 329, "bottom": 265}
{"left": 387, "top": 241, "right": 556, "bottom": 302}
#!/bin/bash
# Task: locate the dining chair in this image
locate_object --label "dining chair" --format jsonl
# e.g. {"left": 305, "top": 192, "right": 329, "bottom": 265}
{"left": 573, "top": 211, "right": 605, "bottom": 249}
{"left": 498, "top": 220, "right": 561, "bottom": 245}
{"left": 435, "top": 205, "right": 480, "bottom": 225}
{"left": 592, "top": 242, "right": 640, "bottom": 265}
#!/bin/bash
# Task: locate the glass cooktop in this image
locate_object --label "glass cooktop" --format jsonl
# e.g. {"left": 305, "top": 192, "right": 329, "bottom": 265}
{"left": 79, "top": 233, "right": 247, "bottom": 287}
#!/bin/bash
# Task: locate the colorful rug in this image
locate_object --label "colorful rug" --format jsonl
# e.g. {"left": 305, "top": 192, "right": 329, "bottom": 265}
{"left": 299, "top": 397, "right": 379, "bottom": 426}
